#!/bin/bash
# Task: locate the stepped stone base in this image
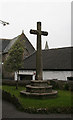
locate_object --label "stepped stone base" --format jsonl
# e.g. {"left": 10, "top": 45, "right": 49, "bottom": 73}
{"left": 20, "top": 90, "right": 58, "bottom": 98}
{"left": 20, "top": 80, "right": 58, "bottom": 98}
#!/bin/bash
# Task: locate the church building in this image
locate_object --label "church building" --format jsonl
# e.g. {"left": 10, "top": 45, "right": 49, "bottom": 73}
{"left": 1, "top": 31, "right": 35, "bottom": 79}
{"left": 18, "top": 46, "right": 72, "bottom": 81}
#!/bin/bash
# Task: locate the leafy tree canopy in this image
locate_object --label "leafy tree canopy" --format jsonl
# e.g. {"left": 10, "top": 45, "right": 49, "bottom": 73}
{"left": 4, "top": 37, "right": 25, "bottom": 72}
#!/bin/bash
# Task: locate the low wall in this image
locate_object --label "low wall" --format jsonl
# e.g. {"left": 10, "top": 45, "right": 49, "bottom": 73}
{"left": 2, "top": 79, "right": 73, "bottom": 91}
{"left": 2, "top": 80, "right": 31, "bottom": 86}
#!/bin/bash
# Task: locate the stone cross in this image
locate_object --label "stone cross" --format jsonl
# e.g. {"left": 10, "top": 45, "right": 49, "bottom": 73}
{"left": 30, "top": 22, "right": 48, "bottom": 80}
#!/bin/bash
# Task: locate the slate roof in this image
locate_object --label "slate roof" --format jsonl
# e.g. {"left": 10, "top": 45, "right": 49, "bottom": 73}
{"left": 3, "top": 36, "right": 19, "bottom": 53}
{"left": 0, "top": 32, "right": 35, "bottom": 54}
{"left": 0, "top": 39, "right": 11, "bottom": 52}
{"left": 21, "top": 47, "right": 73, "bottom": 70}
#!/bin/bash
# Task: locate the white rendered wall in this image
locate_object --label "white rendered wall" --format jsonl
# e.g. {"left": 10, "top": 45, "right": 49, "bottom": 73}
{"left": 14, "top": 72, "right": 18, "bottom": 81}
{"left": 43, "top": 71, "right": 71, "bottom": 81}
{"left": 19, "top": 70, "right": 36, "bottom": 80}
{"left": 19, "top": 70, "right": 36, "bottom": 75}
{"left": 18, "top": 70, "right": 72, "bottom": 81}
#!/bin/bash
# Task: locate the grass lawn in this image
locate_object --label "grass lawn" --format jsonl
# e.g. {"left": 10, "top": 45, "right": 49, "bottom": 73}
{"left": 2, "top": 85, "right": 72, "bottom": 111}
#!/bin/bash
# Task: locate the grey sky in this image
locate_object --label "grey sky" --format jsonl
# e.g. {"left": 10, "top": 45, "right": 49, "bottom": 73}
{"left": 0, "top": 0, "right": 71, "bottom": 49}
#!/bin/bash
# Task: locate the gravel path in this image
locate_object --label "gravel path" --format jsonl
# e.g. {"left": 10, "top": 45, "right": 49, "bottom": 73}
{"left": 2, "top": 100, "right": 72, "bottom": 119}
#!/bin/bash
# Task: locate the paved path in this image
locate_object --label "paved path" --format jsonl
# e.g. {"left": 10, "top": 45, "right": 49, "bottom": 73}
{"left": 2, "top": 100, "right": 72, "bottom": 119}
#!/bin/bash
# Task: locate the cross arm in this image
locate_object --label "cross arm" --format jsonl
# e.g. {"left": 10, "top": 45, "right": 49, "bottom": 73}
{"left": 41, "top": 31, "right": 48, "bottom": 36}
{"left": 30, "top": 29, "right": 48, "bottom": 36}
{"left": 30, "top": 29, "right": 38, "bottom": 35}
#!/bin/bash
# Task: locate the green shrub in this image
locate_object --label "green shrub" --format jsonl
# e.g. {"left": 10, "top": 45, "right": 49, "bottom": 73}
{"left": 50, "top": 80, "right": 59, "bottom": 89}
{"left": 67, "top": 81, "right": 73, "bottom": 91}
{"left": 64, "top": 83, "right": 69, "bottom": 90}
{"left": 50, "top": 80, "right": 73, "bottom": 91}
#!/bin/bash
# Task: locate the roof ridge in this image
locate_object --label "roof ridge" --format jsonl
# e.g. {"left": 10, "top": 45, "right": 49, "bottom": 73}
{"left": 42, "top": 46, "right": 73, "bottom": 51}
{"left": 0, "top": 38, "right": 11, "bottom": 40}
{"left": 24, "top": 46, "right": 72, "bottom": 60}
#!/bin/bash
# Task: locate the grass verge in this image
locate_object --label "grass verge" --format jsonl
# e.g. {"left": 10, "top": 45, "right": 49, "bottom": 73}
{"left": 2, "top": 85, "right": 73, "bottom": 113}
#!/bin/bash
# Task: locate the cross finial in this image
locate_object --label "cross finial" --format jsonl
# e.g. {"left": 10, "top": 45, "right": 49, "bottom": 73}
{"left": 22, "top": 30, "right": 24, "bottom": 34}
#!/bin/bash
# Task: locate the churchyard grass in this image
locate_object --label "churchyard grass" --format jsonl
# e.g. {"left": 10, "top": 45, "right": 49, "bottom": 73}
{"left": 1, "top": 85, "right": 72, "bottom": 113}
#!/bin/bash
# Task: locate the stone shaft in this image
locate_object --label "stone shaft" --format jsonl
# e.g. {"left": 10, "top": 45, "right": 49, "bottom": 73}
{"left": 36, "top": 22, "right": 42, "bottom": 80}
{"left": 30, "top": 22, "right": 48, "bottom": 80}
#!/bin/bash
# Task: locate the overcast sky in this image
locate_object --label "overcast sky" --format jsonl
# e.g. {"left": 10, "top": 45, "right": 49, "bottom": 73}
{"left": 0, "top": 0, "right": 71, "bottom": 49}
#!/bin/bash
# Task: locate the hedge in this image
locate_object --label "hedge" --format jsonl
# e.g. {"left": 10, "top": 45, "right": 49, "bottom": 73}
{"left": 2, "top": 80, "right": 30, "bottom": 87}
{"left": 2, "top": 79, "right": 73, "bottom": 91}
{"left": 49, "top": 80, "right": 73, "bottom": 91}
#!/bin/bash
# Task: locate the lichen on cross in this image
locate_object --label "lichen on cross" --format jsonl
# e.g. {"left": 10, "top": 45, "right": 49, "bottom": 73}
{"left": 30, "top": 22, "right": 48, "bottom": 80}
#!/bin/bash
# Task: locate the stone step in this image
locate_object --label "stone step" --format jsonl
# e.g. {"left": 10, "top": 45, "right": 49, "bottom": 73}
{"left": 20, "top": 90, "right": 58, "bottom": 98}
{"left": 20, "top": 80, "right": 58, "bottom": 98}
{"left": 31, "top": 80, "right": 49, "bottom": 87}
{"left": 26, "top": 85, "right": 52, "bottom": 89}
{"left": 26, "top": 85, "right": 52, "bottom": 93}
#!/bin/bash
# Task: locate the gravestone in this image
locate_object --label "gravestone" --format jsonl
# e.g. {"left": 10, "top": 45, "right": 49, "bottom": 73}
{"left": 20, "top": 22, "right": 58, "bottom": 98}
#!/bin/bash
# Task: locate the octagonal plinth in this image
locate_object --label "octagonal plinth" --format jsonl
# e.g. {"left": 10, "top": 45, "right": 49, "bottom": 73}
{"left": 20, "top": 80, "right": 58, "bottom": 98}
{"left": 31, "top": 80, "right": 49, "bottom": 87}
{"left": 20, "top": 90, "right": 58, "bottom": 98}
{"left": 26, "top": 85, "right": 52, "bottom": 93}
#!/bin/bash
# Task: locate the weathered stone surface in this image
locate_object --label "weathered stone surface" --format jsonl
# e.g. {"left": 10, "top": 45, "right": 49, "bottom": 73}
{"left": 31, "top": 80, "right": 49, "bottom": 87}
{"left": 20, "top": 90, "right": 58, "bottom": 99}
{"left": 20, "top": 22, "right": 58, "bottom": 98}
{"left": 30, "top": 22, "right": 48, "bottom": 80}
{"left": 26, "top": 85, "right": 52, "bottom": 93}
{"left": 20, "top": 80, "right": 58, "bottom": 98}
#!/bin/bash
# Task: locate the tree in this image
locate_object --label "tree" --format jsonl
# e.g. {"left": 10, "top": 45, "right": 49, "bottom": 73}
{"left": 4, "top": 36, "right": 25, "bottom": 89}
